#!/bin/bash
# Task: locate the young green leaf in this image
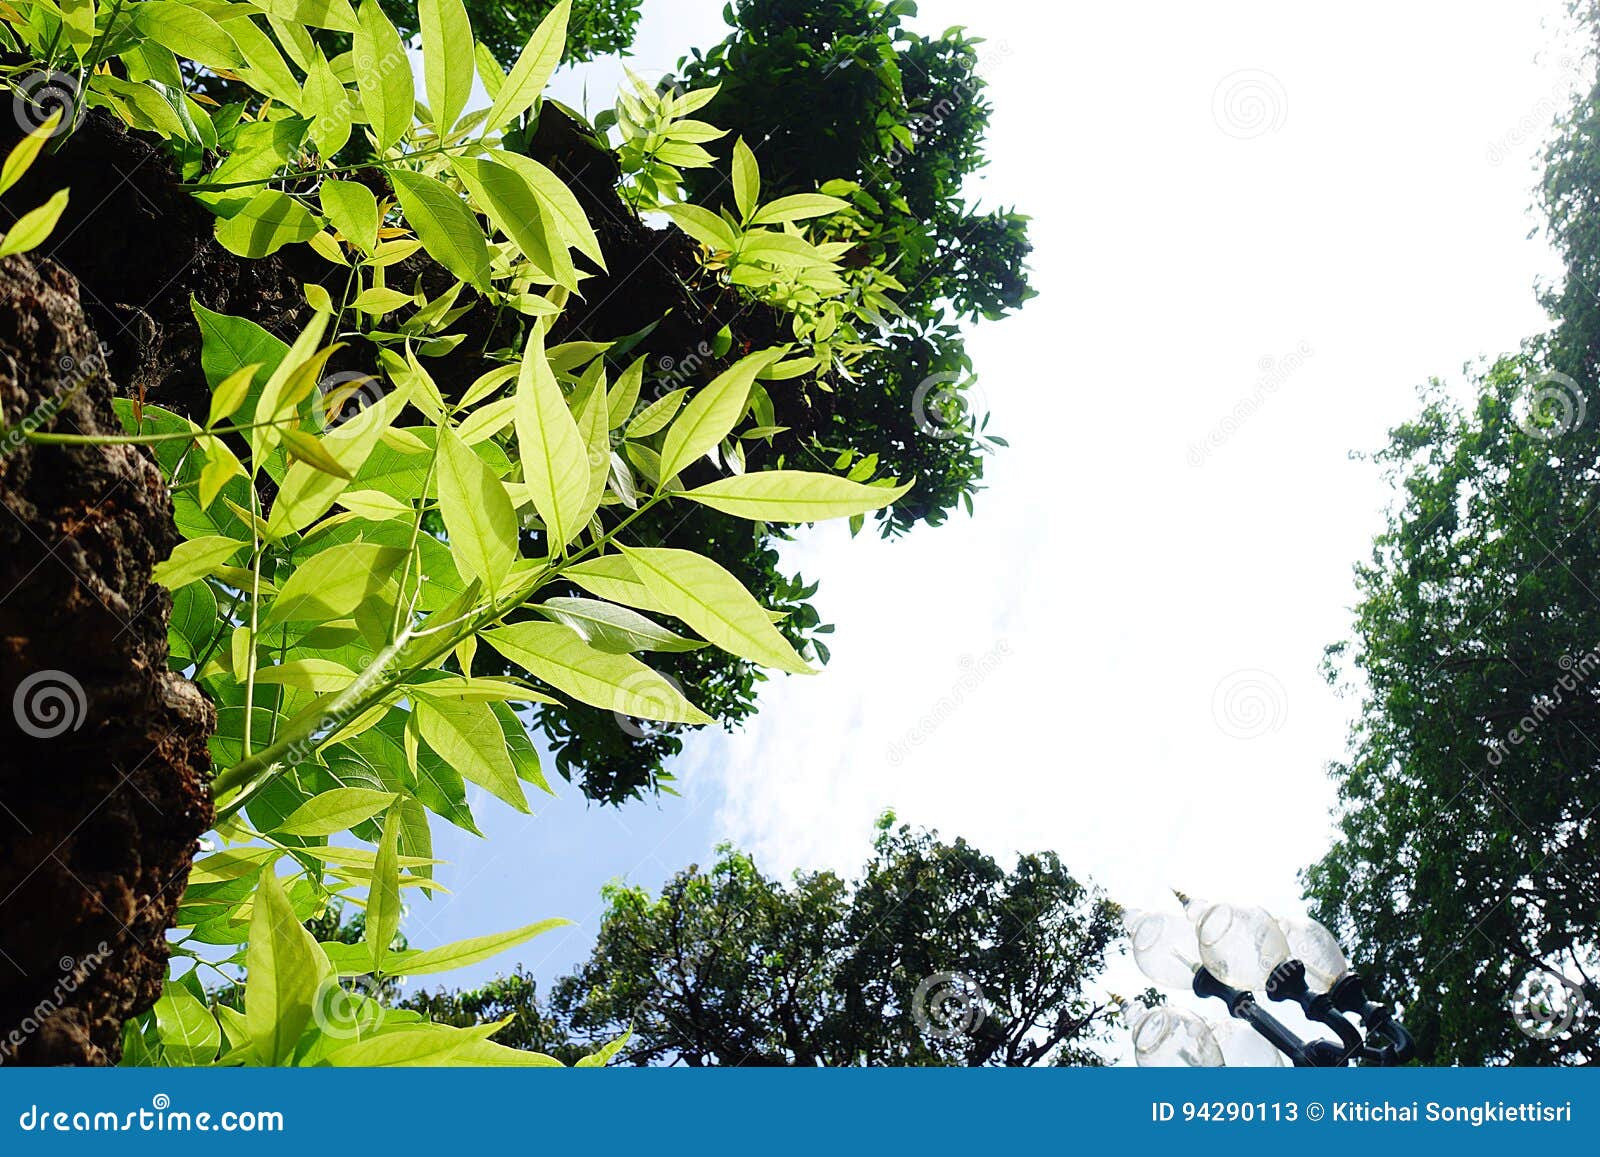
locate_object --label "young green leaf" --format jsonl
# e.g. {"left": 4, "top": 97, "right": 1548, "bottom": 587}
{"left": 245, "top": 868, "right": 325, "bottom": 1065}
{"left": 0, "top": 190, "right": 69, "bottom": 259}
{"left": 320, "top": 179, "right": 381, "bottom": 254}
{"left": 606, "top": 356, "right": 646, "bottom": 429}
{"left": 152, "top": 535, "right": 248, "bottom": 590}
{"left": 681, "top": 471, "right": 911, "bottom": 522}
{"left": 389, "top": 170, "right": 491, "bottom": 290}
{"left": 748, "top": 192, "right": 850, "bottom": 226}
{"left": 258, "top": 0, "right": 360, "bottom": 33}
{"left": 353, "top": 0, "right": 414, "bottom": 152}
{"left": 366, "top": 806, "right": 402, "bottom": 974}
{"left": 658, "top": 349, "right": 780, "bottom": 482}
{"left": 385, "top": 918, "right": 569, "bottom": 977}
{"left": 624, "top": 387, "right": 686, "bottom": 440}
{"left": 152, "top": 983, "right": 222, "bottom": 1066}
{"left": 261, "top": 542, "right": 407, "bottom": 627}
{"left": 214, "top": 189, "right": 320, "bottom": 259}
{"left": 483, "top": 621, "right": 713, "bottom": 723}
{"left": 618, "top": 544, "right": 812, "bottom": 674}
{"left": 514, "top": 325, "right": 589, "bottom": 551}
{"left": 281, "top": 428, "right": 354, "bottom": 479}
{"left": 275, "top": 787, "right": 398, "bottom": 836}
{"left": 536, "top": 597, "right": 704, "bottom": 654}
{"left": 419, "top": 0, "right": 474, "bottom": 134}
{"left": 436, "top": 426, "right": 520, "bottom": 595}
{"left": 414, "top": 697, "right": 530, "bottom": 812}
{"left": 489, "top": 150, "right": 605, "bottom": 270}
{"left": 0, "top": 111, "right": 62, "bottom": 196}
{"left": 731, "top": 136, "right": 760, "bottom": 222}
{"left": 483, "top": 0, "right": 569, "bottom": 133}
{"left": 206, "top": 363, "right": 260, "bottom": 429}
{"left": 133, "top": 2, "right": 245, "bottom": 71}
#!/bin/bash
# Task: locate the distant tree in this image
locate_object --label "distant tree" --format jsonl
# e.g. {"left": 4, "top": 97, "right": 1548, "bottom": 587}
{"left": 1303, "top": 21, "right": 1600, "bottom": 1065}
{"left": 411, "top": 817, "right": 1124, "bottom": 1065}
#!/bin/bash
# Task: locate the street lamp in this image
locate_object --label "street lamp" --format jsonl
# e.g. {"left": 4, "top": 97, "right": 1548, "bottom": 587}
{"left": 1123, "top": 903, "right": 1415, "bottom": 1067}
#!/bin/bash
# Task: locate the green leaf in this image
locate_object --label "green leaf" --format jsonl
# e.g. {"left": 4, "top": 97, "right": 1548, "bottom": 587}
{"left": 681, "top": 471, "right": 911, "bottom": 522}
{"left": 474, "top": 40, "right": 505, "bottom": 98}
{"left": 152, "top": 535, "right": 248, "bottom": 590}
{"left": 274, "top": 787, "right": 398, "bottom": 836}
{"left": 320, "top": 180, "right": 379, "bottom": 254}
{"left": 419, "top": 0, "right": 474, "bottom": 134}
{"left": 0, "top": 111, "right": 61, "bottom": 197}
{"left": 489, "top": 150, "right": 605, "bottom": 270}
{"left": 266, "top": 387, "right": 407, "bottom": 535}
{"left": 618, "top": 544, "right": 812, "bottom": 674}
{"left": 281, "top": 427, "right": 354, "bottom": 479}
{"left": 748, "top": 192, "right": 850, "bottom": 226}
{"left": 449, "top": 156, "right": 573, "bottom": 288}
{"left": 436, "top": 426, "right": 519, "bottom": 595}
{"left": 658, "top": 350, "right": 778, "bottom": 481}
{"left": 0, "top": 190, "right": 68, "bottom": 259}
{"left": 415, "top": 698, "right": 529, "bottom": 812}
{"left": 207, "top": 363, "right": 260, "bottom": 429}
{"left": 133, "top": 2, "right": 243, "bottom": 71}
{"left": 215, "top": 189, "right": 319, "bottom": 259}
{"left": 390, "top": 170, "right": 491, "bottom": 290}
{"left": 193, "top": 298, "right": 289, "bottom": 391}
{"left": 226, "top": 13, "right": 303, "bottom": 110}
{"left": 261, "top": 543, "right": 407, "bottom": 627}
{"left": 302, "top": 51, "right": 353, "bottom": 158}
{"left": 353, "top": 0, "right": 414, "bottom": 152}
{"left": 606, "top": 356, "right": 645, "bottom": 429}
{"left": 245, "top": 867, "right": 325, "bottom": 1065}
{"left": 562, "top": 554, "right": 667, "bottom": 614}
{"left": 366, "top": 805, "right": 402, "bottom": 974}
{"left": 513, "top": 325, "right": 589, "bottom": 551}
{"left": 731, "top": 136, "right": 759, "bottom": 222}
{"left": 659, "top": 203, "right": 737, "bottom": 252}
{"left": 623, "top": 387, "right": 686, "bottom": 440}
{"left": 253, "top": 658, "right": 358, "bottom": 692}
{"left": 322, "top": 1026, "right": 482, "bottom": 1066}
{"left": 258, "top": 0, "right": 359, "bottom": 33}
{"left": 483, "top": 0, "right": 569, "bottom": 134}
{"left": 536, "top": 596, "right": 705, "bottom": 654}
{"left": 152, "top": 983, "right": 222, "bottom": 1066}
{"left": 386, "top": 918, "right": 568, "bottom": 977}
{"left": 483, "top": 621, "right": 713, "bottom": 723}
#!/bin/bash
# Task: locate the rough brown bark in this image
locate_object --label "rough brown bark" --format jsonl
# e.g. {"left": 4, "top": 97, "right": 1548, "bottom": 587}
{"left": 0, "top": 253, "right": 212, "bottom": 1066}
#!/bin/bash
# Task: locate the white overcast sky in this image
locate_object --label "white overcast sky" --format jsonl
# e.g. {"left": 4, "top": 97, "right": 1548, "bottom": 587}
{"left": 414, "top": 1, "right": 1583, "bottom": 1038}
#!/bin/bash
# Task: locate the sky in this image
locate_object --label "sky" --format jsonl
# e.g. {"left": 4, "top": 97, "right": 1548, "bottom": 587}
{"left": 402, "top": 0, "right": 1584, "bottom": 1053}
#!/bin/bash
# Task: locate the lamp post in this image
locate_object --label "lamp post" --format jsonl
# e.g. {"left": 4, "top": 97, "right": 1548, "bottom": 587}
{"left": 1123, "top": 902, "right": 1415, "bottom": 1067}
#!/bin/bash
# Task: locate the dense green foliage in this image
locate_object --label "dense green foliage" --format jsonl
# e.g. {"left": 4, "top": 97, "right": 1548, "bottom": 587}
{"left": 3, "top": 0, "right": 945, "bottom": 1065}
{"left": 676, "top": 0, "right": 1032, "bottom": 535}
{"left": 1304, "top": 30, "right": 1600, "bottom": 1065}
{"left": 410, "top": 818, "right": 1124, "bottom": 1066}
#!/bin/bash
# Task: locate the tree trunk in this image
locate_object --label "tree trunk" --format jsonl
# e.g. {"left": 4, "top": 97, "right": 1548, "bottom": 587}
{"left": 0, "top": 253, "right": 212, "bottom": 1066}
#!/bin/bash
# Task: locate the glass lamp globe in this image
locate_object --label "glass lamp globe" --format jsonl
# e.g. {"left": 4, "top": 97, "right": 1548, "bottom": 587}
{"left": 1128, "top": 911, "right": 1202, "bottom": 990}
{"left": 1209, "top": 1017, "right": 1285, "bottom": 1067}
{"left": 1277, "top": 916, "right": 1350, "bottom": 992}
{"left": 1130, "top": 1007, "right": 1225, "bottom": 1067}
{"left": 1194, "top": 903, "right": 1290, "bottom": 991}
